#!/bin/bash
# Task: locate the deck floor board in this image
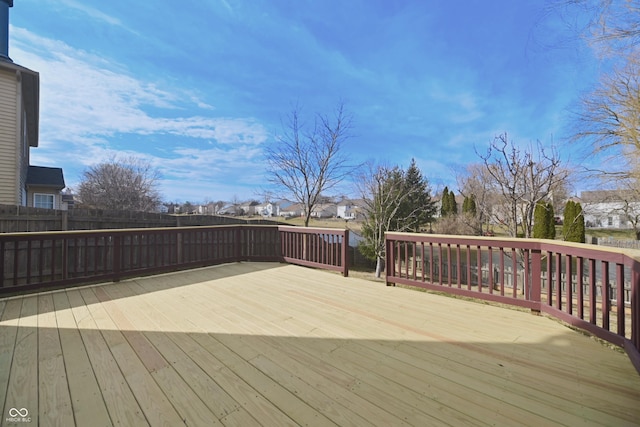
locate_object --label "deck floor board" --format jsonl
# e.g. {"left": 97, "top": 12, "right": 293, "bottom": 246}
{"left": 0, "top": 262, "right": 639, "bottom": 426}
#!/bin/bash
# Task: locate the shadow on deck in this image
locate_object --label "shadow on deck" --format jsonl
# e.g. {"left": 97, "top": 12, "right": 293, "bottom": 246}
{"left": 1, "top": 262, "right": 639, "bottom": 426}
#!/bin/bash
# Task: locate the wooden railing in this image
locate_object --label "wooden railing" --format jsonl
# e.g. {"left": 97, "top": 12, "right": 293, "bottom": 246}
{"left": 385, "top": 232, "right": 640, "bottom": 374}
{"left": 0, "top": 225, "right": 349, "bottom": 295}
{"left": 279, "top": 226, "right": 349, "bottom": 276}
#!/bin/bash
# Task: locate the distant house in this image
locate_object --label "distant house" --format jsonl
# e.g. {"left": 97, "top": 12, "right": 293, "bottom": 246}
{"left": 61, "top": 191, "right": 75, "bottom": 210}
{"left": 26, "top": 166, "right": 66, "bottom": 209}
{"left": 255, "top": 202, "right": 279, "bottom": 217}
{"left": 337, "top": 199, "right": 365, "bottom": 220}
{"left": 238, "top": 201, "right": 259, "bottom": 216}
{"left": 580, "top": 190, "right": 640, "bottom": 229}
{"left": 0, "top": 1, "right": 65, "bottom": 208}
{"left": 310, "top": 203, "right": 337, "bottom": 218}
{"left": 217, "top": 204, "right": 238, "bottom": 216}
{"left": 279, "top": 201, "right": 304, "bottom": 218}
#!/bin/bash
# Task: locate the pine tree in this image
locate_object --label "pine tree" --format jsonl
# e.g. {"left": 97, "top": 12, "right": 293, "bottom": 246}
{"left": 398, "top": 159, "right": 436, "bottom": 231}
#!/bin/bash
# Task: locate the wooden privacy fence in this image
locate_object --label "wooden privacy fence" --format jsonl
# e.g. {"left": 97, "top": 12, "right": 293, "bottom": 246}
{"left": 0, "top": 225, "right": 349, "bottom": 295}
{"left": 385, "top": 232, "right": 640, "bottom": 374}
{"left": 0, "top": 203, "right": 278, "bottom": 232}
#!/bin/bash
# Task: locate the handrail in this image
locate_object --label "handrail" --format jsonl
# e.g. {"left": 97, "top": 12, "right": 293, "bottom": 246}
{"left": 278, "top": 226, "right": 349, "bottom": 277}
{"left": 385, "top": 232, "right": 640, "bottom": 374}
{"left": 0, "top": 225, "right": 349, "bottom": 295}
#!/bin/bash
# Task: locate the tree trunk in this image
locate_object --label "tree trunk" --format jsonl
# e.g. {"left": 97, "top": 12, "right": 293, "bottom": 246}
{"left": 375, "top": 256, "right": 385, "bottom": 278}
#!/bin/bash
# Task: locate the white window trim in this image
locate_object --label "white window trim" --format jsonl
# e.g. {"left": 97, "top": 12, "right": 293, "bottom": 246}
{"left": 34, "top": 193, "right": 55, "bottom": 209}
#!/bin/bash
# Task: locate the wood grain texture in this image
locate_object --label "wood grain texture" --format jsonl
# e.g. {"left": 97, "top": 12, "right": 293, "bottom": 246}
{"left": 0, "top": 262, "right": 639, "bottom": 426}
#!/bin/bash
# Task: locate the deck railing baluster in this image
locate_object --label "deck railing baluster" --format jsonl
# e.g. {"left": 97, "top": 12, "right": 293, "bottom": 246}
{"left": 603, "top": 261, "right": 610, "bottom": 331}
{"left": 566, "top": 254, "right": 573, "bottom": 315}
{"left": 382, "top": 232, "right": 640, "bottom": 374}
{"left": 1, "top": 227, "right": 636, "bottom": 373}
{"left": 618, "top": 263, "right": 625, "bottom": 336}
{"left": 577, "top": 256, "right": 584, "bottom": 319}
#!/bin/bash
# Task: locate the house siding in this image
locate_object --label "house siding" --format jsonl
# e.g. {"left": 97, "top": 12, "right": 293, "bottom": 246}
{"left": 583, "top": 201, "right": 638, "bottom": 229}
{"left": 0, "top": 67, "right": 18, "bottom": 205}
{"left": 26, "top": 186, "right": 60, "bottom": 209}
{"left": 580, "top": 191, "right": 640, "bottom": 229}
{"left": 18, "top": 107, "right": 29, "bottom": 205}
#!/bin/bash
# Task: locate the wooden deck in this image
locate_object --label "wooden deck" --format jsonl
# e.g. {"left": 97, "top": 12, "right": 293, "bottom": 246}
{"left": 1, "top": 262, "right": 639, "bottom": 426}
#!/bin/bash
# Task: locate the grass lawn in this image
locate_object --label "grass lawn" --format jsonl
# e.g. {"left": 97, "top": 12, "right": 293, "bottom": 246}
{"left": 584, "top": 227, "right": 637, "bottom": 240}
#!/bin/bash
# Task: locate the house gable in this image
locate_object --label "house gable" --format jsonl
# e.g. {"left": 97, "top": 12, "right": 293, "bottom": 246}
{"left": 26, "top": 166, "right": 65, "bottom": 209}
{"left": 0, "top": 1, "right": 49, "bottom": 208}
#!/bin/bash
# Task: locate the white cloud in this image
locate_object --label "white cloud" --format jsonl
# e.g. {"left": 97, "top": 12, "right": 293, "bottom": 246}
{"left": 11, "top": 29, "right": 223, "bottom": 139}
{"left": 9, "top": 26, "right": 271, "bottom": 201}
{"left": 57, "top": 0, "right": 136, "bottom": 33}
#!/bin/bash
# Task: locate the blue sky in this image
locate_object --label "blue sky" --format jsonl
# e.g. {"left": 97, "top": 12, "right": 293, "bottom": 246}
{"left": 9, "top": 0, "right": 600, "bottom": 202}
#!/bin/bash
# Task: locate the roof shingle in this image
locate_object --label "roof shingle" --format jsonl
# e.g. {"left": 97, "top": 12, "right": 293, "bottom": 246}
{"left": 26, "top": 165, "right": 65, "bottom": 189}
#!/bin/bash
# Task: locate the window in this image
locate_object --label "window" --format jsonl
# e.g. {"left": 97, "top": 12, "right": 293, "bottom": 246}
{"left": 607, "top": 216, "right": 613, "bottom": 226}
{"left": 34, "top": 193, "right": 54, "bottom": 209}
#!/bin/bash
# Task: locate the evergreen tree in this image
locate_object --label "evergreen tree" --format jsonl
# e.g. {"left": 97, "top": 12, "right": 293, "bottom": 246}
{"left": 563, "top": 201, "right": 575, "bottom": 239}
{"left": 448, "top": 190, "right": 458, "bottom": 215}
{"left": 574, "top": 202, "right": 585, "bottom": 243}
{"left": 359, "top": 161, "right": 436, "bottom": 276}
{"left": 462, "top": 195, "right": 477, "bottom": 216}
{"left": 533, "top": 201, "right": 548, "bottom": 238}
{"left": 534, "top": 201, "right": 556, "bottom": 239}
{"left": 397, "top": 159, "right": 436, "bottom": 232}
{"left": 546, "top": 202, "right": 556, "bottom": 240}
{"left": 563, "top": 201, "right": 585, "bottom": 243}
{"left": 441, "top": 187, "right": 450, "bottom": 217}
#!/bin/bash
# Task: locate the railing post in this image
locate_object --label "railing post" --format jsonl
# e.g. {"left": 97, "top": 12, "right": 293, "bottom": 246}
{"left": 602, "top": 261, "right": 610, "bottom": 330}
{"left": 278, "top": 227, "right": 286, "bottom": 261}
{"left": 385, "top": 235, "right": 394, "bottom": 286}
{"left": 342, "top": 229, "right": 349, "bottom": 277}
{"left": 616, "top": 263, "right": 625, "bottom": 337}
{"left": 530, "top": 248, "right": 542, "bottom": 313}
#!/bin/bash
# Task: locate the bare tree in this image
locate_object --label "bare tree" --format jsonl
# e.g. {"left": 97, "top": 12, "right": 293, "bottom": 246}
{"left": 78, "top": 155, "right": 162, "bottom": 212}
{"left": 266, "top": 103, "right": 353, "bottom": 226}
{"left": 456, "top": 163, "right": 499, "bottom": 235}
{"left": 593, "top": 162, "right": 640, "bottom": 238}
{"left": 574, "top": 53, "right": 640, "bottom": 167}
{"left": 551, "top": 2, "right": 640, "bottom": 180}
{"left": 550, "top": 0, "right": 640, "bottom": 56}
{"left": 478, "top": 134, "right": 570, "bottom": 238}
{"left": 358, "top": 163, "right": 431, "bottom": 277}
